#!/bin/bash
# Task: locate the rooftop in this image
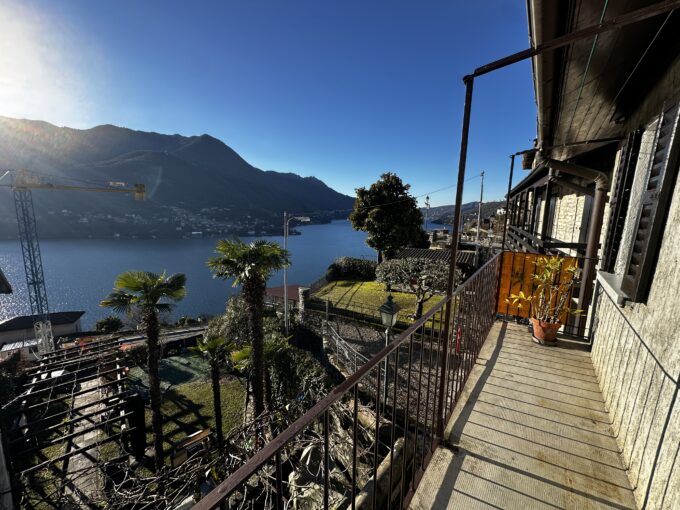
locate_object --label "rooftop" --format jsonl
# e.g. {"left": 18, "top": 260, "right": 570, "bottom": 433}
{"left": 0, "top": 311, "right": 85, "bottom": 332}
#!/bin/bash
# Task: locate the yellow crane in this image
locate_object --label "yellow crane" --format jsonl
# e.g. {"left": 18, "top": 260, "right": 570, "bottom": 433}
{"left": 0, "top": 169, "right": 145, "bottom": 354}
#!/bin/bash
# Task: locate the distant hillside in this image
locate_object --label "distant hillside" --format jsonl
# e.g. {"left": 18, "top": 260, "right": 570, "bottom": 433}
{"left": 0, "top": 116, "right": 354, "bottom": 239}
{"left": 424, "top": 201, "right": 505, "bottom": 227}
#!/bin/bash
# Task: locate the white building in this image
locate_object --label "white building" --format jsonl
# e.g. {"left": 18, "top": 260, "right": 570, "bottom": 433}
{"left": 0, "top": 311, "right": 85, "bottom": 346}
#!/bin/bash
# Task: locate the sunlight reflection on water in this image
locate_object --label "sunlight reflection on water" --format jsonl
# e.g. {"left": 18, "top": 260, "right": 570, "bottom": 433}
{"left": 0, "top": 220, "right": 375, "bottom": 328}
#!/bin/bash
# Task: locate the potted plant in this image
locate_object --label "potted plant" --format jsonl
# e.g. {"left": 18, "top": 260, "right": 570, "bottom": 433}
{"left": 506, "top": 256, "right": 583, "bottom": 345}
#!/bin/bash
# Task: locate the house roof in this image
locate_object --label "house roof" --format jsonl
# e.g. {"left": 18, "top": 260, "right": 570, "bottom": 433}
{"left": 0, "top": 268, "right": 11, "bottom": 294}
{"left": 265, "top": 285, "right": 303, "bottom": 302}
{"left": 0, "top": 311, "right": 85, "bottom": 332}
{"left": 396, "top": 248, "right": 476, "bottom": 266}
{"left": 1, "top": 339, "right": 38, "bottom": 352}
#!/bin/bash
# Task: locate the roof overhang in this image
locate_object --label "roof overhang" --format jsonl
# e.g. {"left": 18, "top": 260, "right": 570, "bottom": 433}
{"left": 529, "top": 0, "right": 680, "bottom": 162}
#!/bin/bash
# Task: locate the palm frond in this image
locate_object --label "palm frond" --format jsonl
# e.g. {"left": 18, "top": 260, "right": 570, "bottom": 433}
{"left": 100, "top": 290, "right": 135, "bottom": 315}
{"left": 114, "top": 271, "right": 154, "bottom": 292}
{"left": 158, "top": 273, "right": 187, "bottom": 301}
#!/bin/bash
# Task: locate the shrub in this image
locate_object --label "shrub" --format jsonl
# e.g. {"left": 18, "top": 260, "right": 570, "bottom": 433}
{"left": 325, "top": 257, "right": 377, "bottom": 282}
{"left": 95, "top": 315, "right": 123, "bottom": 333}
{"left": 123, "top": 343, "right": 148, "bottom": 367}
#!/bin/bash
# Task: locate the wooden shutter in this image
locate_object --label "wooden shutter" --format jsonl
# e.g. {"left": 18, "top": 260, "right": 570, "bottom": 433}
{"left": 622, "top": 101, "right": 680, "bottom": 302}
{"left": 601, "top": 129, "right": 642, "bottom": 272}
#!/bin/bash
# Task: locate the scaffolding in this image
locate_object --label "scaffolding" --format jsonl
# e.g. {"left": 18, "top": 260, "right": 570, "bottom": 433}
{"left": 0, "top": 338, "right": 140, "bottom": 508}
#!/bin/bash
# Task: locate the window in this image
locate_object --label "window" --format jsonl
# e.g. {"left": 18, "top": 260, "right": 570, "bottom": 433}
{"left": 621, "top": 100, "right": 680, "bottom": 302}
{"left": 601, "top": 130, "right": 642, "bottom": 272}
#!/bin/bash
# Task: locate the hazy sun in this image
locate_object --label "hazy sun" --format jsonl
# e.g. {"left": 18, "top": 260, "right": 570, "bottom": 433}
{"left": 0, "top": 0, "right": 97, "bottom": 127}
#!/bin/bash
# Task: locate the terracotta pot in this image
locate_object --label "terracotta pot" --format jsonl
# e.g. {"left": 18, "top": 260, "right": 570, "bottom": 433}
{"left": 530, "top": 318, "right": 561, "bottom": 345}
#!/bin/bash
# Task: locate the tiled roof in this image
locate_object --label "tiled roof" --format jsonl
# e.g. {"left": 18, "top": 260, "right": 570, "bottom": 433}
{"left": 396, "top": 248, "right": 476, "bottom": 266}
{"left": 266, "top": 285, "right": 303, "bottom": 302}
{"left": 0, "top": 311, "right": 85, "bottom": 332}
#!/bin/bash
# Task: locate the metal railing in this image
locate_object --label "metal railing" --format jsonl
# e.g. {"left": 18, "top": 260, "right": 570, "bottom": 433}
{"left": 326, "top": 324, "right": 371, "bottom": 375}
{"left": 194, "top": 253, "right": 501, "bottom": 509}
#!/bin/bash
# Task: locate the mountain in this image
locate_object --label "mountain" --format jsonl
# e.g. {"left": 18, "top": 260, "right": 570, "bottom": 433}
{"left": 424, "top": 201, "right": 505, "bottom": 227}
{"left": 0, "top": 117, "right": 354, "bottom": 239}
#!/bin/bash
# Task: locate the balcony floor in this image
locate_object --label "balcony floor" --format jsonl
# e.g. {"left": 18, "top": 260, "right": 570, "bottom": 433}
{"left": 409, "top": 321, "right": 637, "bottom": 510}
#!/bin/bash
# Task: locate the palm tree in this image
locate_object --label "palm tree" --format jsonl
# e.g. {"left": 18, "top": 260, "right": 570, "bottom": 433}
{"left": 100, "top": 271, "right": 186, "bottom": 471}
{"left": 207, "top": 239, "right": 289, "bottom": 418}
{"left": 193, "top": 333, "right": 232, "bottom": 450}
{"left": 230, "top": 330, "right": 289, "bottom": 413}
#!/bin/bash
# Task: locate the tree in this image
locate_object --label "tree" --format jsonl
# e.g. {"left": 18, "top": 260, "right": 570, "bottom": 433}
{"left": 100, "top": 271, "right": 186, "bottom": 471}
{"left": 231, "top": 325, "right": 289, "bottom": 412}
{"left": 376, "top": 258, "right": 452, "bottom": 318}
{"left": 207, "top": 239, "right": 289, "bottom": 418}
{"left": 95, "top": 315, "right": 123, "bottom": 333}
{"left": 349, "top": 173, "right": 428, "bottom": 262}
{"left": 175, "top": 315, "right": 199, "bottom": 327}
{"left": 193, "top": 333, "right": 232, "bottom": 450}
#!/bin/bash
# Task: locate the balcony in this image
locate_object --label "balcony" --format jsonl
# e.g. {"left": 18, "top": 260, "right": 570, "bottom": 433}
{"left": 195, "top": 252, "right": 676, "bottom": 509}
{"left": 409, "top": 321, "right": 636, "bottom": 509}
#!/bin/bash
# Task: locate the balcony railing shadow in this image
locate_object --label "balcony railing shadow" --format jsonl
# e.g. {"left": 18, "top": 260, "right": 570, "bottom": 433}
{"left": 411, "top": 320, "right": 637, "bottom": 510}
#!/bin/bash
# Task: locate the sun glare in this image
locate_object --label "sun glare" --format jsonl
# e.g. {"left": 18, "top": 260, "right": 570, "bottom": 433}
{"left": 0, "top": 0, "right": 95, "bottom": 127}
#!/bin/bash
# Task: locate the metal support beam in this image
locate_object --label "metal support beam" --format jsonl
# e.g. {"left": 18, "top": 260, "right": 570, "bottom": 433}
{"left": 438, "top": 76, "right": 474, "bottom": 438}
{"left": 550, "top": 176, "right": 595, "bottom": 196}
{"left": 502, "top": 155, "right": 515, "bottom": 250}
{"left": 540, "top": 180, "right": 553, "bottom": 248}
{"left": 13, "top": 189, "right": 48, "bottom": 317}
{"left": 469, "top": 0, "right": 680, "bottom": 78}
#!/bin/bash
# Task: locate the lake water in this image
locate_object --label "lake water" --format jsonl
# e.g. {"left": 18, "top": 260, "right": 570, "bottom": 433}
{"left": 0, "top": 220, "right": 375, "bottom": 328}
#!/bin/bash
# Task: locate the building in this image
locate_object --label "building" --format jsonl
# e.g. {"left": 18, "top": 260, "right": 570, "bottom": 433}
{"left": 0, "top": 311, "right": 85, "bottom": 346}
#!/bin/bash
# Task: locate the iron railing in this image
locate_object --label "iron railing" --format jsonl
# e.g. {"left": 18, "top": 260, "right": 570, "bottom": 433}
{"left": 326, "top": 323, "right": 371, "bottom": 375}
{"left": 194, "top": 253, "right": 501, "bottom": 509}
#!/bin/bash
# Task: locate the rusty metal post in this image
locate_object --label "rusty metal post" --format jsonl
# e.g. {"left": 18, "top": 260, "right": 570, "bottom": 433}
{"left": 576, "top": 182, "right": 608, "bottom": 335}
{"left": 502, "top": 155, "right": 515, "bottom": 250}
{"left": 437, "top": 75, "right": 474, "bottom": 438}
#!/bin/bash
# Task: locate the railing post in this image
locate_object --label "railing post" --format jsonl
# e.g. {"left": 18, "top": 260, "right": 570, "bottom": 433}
{"left": 438, "top": 75, "right": 475, "bottom": 438}
{"left": 502, "top": 155, "right": 515, "bottom": 250}
{"left": 586, "top": 279, "right": 601, "bottom": 350}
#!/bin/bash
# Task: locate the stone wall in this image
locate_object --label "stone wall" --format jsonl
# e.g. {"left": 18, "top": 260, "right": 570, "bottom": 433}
{"left": 550, "top": 190, "right": 586, "bottom": 256}
{"left": 590, "top": 58, "right": 680, "bottom": 507}
{"left": 591, "top": 285, "right": 679, "bottom": 509}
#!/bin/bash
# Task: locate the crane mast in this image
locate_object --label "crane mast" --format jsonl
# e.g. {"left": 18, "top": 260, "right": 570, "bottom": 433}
{"left": 14, "top": 187, "right": 52, "bottom": 353}
{"left": 3, "top": 170, "right": 145, "bottom": 354}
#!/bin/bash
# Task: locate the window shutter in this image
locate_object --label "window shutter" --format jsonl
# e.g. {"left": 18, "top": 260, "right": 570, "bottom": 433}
{"left": 622, "top": 101, "right": 680, "bottom": 302}
{"left": 601, "top": 130, "right": 642, "bottom": 272}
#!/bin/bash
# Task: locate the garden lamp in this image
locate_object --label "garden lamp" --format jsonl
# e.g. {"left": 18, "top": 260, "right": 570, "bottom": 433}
{"left": 379, "top": 294, "right": 400, "bottom": 329}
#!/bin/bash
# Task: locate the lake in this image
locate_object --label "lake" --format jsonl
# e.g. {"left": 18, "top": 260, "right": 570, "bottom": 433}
{"left": 0, "top": 220, "right": 376, "bottom": 328}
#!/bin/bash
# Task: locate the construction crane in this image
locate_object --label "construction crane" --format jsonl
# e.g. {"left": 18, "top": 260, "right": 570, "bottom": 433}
{"left": 0, "top": 169, "right": 145, "bottom": 354}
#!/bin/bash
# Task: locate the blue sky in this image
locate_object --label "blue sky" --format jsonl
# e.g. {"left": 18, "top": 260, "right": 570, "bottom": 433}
{"left": 0, "top": 0, "right": 536, "bottom": 206}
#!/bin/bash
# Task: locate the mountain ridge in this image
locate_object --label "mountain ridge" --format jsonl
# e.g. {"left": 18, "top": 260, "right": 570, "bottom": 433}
{"left": 0, "top": 116, "right": 354, "bottom": 239}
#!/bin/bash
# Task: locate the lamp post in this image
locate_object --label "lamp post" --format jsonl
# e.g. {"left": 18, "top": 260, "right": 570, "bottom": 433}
{"left": 283, "top": 212, "right": 310, "bottom": 334}
{"left": 379, "top": 294, "right": 400, "bottom": 413}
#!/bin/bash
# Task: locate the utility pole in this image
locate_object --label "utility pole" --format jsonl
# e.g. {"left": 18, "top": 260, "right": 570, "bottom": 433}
{"left": 424, "top": 195, "right": 430, "bottom": 232}
{"left": 283, "top": 211, "right": 288, "bottom": 333}
{"left": 283, "top": 212, "right": 310, "bottom": 334}
{"left": 475, "top": 171, "right": 484, "bottom": 266}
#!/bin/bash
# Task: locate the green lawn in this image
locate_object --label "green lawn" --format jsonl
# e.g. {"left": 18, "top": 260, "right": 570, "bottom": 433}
{"left": 129, "top": 354, "right": 245, "bottom": 459}
{"left": 149, "top": 378, "right": 245, "bottom": 457}
{"left": 315, "top": 280, "right": 444, "bottom": 326}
